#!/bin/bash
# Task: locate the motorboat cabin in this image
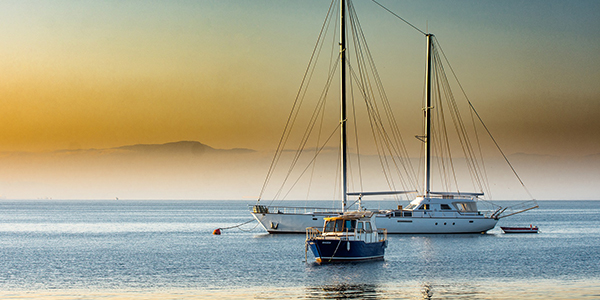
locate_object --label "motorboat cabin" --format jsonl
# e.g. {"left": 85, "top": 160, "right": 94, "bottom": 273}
{"left": 305, "top": 211, "right": 387, "bottom": 263}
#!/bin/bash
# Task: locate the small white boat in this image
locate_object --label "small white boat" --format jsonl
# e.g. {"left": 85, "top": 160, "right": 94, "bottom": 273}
{"left": 501, "top": 225, "right": 539, "bottom": 233}
{"left": 306, "top": 211, "right": 387, "bottom": 264}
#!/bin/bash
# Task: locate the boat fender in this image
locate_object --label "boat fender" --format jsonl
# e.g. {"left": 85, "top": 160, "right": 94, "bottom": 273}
{"left": 213, "top": 228, "right": 221, "bottom": 235}
{"left": 347, "top": 241, "right": 350, "bottom": 251}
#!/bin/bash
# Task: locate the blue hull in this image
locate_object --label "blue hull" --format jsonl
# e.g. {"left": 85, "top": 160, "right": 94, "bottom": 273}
{"left": 308, "top": 240, "right": 387, "bottom": 263}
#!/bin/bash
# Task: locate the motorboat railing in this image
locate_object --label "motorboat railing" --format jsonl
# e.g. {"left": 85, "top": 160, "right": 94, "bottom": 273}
{"left": 306, "top": 227, "right": 387, "bottom": 243}
{"left": 251, "top": 204, "right": 342, "bottom": 215}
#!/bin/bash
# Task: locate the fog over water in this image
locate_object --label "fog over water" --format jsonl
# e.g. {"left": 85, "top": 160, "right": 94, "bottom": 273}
{"left": 0, "top": 141, "right": 598, "bottom": 200}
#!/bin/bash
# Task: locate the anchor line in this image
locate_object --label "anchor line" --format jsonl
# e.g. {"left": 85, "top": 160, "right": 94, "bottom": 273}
{"left": 328, "top": 239, "right": 344, "bottom": 263}
{"left": 217, "top": 219, "right": 257, "bottom": 232}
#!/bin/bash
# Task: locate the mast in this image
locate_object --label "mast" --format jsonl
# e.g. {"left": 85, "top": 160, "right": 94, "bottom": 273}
{"left": 424, "top": 33, "right": 433, "bottom": 197}
{"left": 340, "top": 0, "right": 348, "bottom": 212}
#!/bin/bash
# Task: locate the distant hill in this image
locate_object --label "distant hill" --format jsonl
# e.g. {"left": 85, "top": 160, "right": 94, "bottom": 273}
{"left": 42, "top": 141, "right": 256, "bottom": 156}
{"left": 113, "top": 141, "right": 255, "bottom": 155}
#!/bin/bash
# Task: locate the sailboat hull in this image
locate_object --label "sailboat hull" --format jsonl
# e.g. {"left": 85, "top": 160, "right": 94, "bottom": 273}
{"left": 252, "top": 211, "right": 340, "bottom": 234}
{"left": 251, "top": 211, "right": 498, "bottom": 234}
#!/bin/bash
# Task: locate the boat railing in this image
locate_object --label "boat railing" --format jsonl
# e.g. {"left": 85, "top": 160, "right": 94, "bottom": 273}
{"left": 251, "top": 204, "right": 342, "bottom": 215}
{"left": 377, "top": 229, "right": 387, "bottom": 242}
{"left": 417, "top": 210, "right": 490, "bottom": 218}
{"left": 306, "top": 227, "right": 387, "bottom": 243}
{"left": 306, "top": 227, "right": 322, "bottom": 241}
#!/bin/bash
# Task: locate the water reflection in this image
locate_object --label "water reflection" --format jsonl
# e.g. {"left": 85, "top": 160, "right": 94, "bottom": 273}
{"left": 303, "top": 281, "right": 492, "bottom": 299}
{"left": 421, "top": 282, "right": 433, "bottom": 299}
{"left": 305, "top": 283, "right": 381, "bottom": 299}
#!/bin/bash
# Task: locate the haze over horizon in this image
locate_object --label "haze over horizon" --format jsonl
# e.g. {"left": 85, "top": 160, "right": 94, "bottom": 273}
{"left": 0, "top": 1, "right": 599, "bottom": 200}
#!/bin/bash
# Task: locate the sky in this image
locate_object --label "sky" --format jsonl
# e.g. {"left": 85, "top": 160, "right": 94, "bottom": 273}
{"left": 0, "top": 0, "right": 600, "bottom": 155}
{"left": 0, "top": 0, "right": 599, "bottom": 200}
{"left": 0, "top": 0, "right": 599, "bottom": 157}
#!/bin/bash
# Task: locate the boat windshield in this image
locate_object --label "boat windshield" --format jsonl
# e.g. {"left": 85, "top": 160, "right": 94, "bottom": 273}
{"left": 405, "top": 204, "right": 417, "bottom": 210}
{"left": 453, "top": 202, "right": 478, "bottom": 212}
{"left": 324, "top": 219, "right": 356, "bottom": 232}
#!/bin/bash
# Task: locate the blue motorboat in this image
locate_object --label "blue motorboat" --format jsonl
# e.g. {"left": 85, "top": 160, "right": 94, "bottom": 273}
{"left": 306, "top": 211, "right": 387, "bottom": 264}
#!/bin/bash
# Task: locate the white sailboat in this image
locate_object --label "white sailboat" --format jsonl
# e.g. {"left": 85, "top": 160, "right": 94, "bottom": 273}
{"left": 250, "top": 0, "right": 537, "bottom": 234}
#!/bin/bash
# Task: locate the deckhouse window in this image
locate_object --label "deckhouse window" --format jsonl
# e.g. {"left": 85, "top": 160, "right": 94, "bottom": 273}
{"left": 453, "top": 202, "right": 477, "bottom": 212}
{"left": 345, "top": 220, "right": 356, "bottom": 232}
{"left": 365, "top": 222, "right": 372, "bottom": 233}
{"left": 324, "top": 221, "right": 335, "bottom": 232}
{"left": 418, "top": 204, "right": 430, "bottom": 210}
{"left": 357, "top": 222, "right": 364, "bottom": 233}
{"left": 325, "top": 219, "right": 357, "bottom": 232}
{"left": 335, "top": 220, "right": 344, "bottom": 232}
{"left": 441, "top": 204, "right": 452, "bottom": 210}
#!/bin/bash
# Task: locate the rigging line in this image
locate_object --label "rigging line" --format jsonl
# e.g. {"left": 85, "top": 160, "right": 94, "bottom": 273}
{"left": 334, "top": 139, "right": 342, "bottom": 201}
{"left": 346, "top": 5, "right": 398, "bottom": 193}
{"left": 259, "top": 0, "right": 336, "bottom": 202}
{"left": 430, "top": 39, "right": 486, "bottom": 194}
{"left": 433, "top": 48, "right": 479, "bottom": 192}
{"left": 432, "top": 79, "right": 453, "bottom": 191}
{"left": 370, "top": 0, "right": 426, "bottom": 36}
{"left": 348, "top": 53, "right": 365, "bottom": 193}
{"left": 306, "top": 79, "right": 329, "bottom": 200}
{"left": 430, "top": 58, "right": 449, "bottom": 191}
{"left": 469, "top": 101, "right": 492, "bottom": 198}
{"left": 345, "top": 2, "right": 365, "bottom": 192}
{"left": 274, "top": 3, "right": 338, "bottom": 202}
{"left": 345, "top": 58, "right": 404, "bottom": 192}
{"left": 282, "top": 124, "right": 342, "bottom": 200}
{"left": 346, "top": 56, "right": 398, "bottom": 192}
{"left": 433, "top": 36, "right": 534, "bottom": 199}
{"left": 273, "top": 21, "right": 341, "bottom": 201}
{"left": 352, "top": 5, "right": 419, "bottom": 191}
{"left": 349, "top": 1, "right": 419, "bottom": 192}
{"left": 432, "top": 58, "right": 460, "bottom": 192}
{"left": 306, "top": 1, "right": 341, "bottom": 200}
{"left": 274, "top": 59, "right": 339, "bottom": 200}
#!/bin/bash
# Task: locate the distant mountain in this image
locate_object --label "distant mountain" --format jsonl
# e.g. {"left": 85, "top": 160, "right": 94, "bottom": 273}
{"left": 115, "top": 141, "right": 215, "bottom": 154}
{"left": 50, "top": 141, "right": 255, "bottom": 156}
{"left": 114, "top": 140, "right": 256, "bottom": 155}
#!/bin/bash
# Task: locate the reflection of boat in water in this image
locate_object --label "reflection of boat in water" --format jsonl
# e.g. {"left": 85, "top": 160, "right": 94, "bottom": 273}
{"left": 306, "top": 211, "right": 387, "bottom": 263}
{"left": 250, "top": 0, "right": 537, "bottom": 234}
{"left": 501, "top": 225, "right": 539, "bottom": 233}
{"left": 306, "top": 283, "right": 379, "bottom": 299}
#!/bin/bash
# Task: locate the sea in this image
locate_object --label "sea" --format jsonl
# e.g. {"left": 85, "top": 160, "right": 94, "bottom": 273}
{"left": 0, "top": 200, "right": 598, "bottom": 299}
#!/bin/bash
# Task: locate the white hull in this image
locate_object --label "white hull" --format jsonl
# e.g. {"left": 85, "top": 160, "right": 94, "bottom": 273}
{"left": 251, "top": 211, "right": 497, "bottom": 234}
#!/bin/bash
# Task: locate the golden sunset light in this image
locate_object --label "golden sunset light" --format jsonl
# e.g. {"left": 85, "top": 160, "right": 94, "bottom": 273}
{"left": 0, "top": 1, "right": 598, "bottom": 200}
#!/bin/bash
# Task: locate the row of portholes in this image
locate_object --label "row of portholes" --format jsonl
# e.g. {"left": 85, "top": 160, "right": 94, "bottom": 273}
{"left": 435, "top": 222, "right": 455, "bottom": 225}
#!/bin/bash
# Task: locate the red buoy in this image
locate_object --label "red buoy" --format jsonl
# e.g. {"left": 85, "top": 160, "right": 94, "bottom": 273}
{"left": 213, "top": 228, "right": 221, "bottom": 235}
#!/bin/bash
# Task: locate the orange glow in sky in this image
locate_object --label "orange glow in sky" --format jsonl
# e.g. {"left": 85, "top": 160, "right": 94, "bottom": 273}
{"left": 0, "top": 1, "right": 599, "bottom": 156}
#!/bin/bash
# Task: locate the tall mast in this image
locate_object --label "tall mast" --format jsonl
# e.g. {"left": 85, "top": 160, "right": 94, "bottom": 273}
{"left": 340, "top": 0, "right": 348, "bottom": 212}
{"left": 424, "top": 33, "right": 433, "bottom": 197}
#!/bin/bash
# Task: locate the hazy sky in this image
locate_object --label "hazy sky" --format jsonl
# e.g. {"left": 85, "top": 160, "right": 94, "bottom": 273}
{"left": 1, "top": 0, "right": 599, "bottom": 156}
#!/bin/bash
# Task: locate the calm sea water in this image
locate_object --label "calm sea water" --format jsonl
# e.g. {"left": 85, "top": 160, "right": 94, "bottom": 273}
{"left": 0, "top": 200, "right": 598, "bottom": 299}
